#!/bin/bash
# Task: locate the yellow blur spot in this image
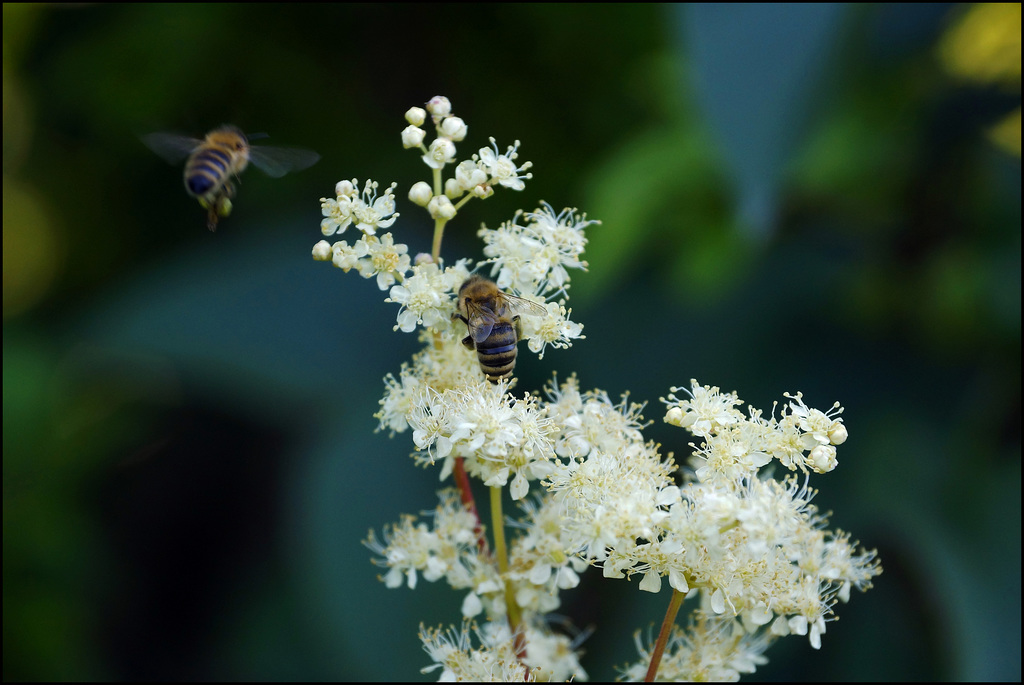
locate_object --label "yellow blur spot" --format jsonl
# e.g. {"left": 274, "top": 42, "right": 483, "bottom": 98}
{"left": 3, "top": 179, "right": 62, "bottom": 319}
{"left": 988, "top": 106, "right": 1022, "bottom": 157}
{"left": 938, "top": 3, "right": 1022, "bottom": 157}
{"left": 939, "top": 3, "right": 1021, "bottom": 85}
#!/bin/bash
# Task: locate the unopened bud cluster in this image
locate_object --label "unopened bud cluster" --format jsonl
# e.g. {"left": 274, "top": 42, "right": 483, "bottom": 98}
{"left": 401, "top": 99, "right": 533, "bottom": 213}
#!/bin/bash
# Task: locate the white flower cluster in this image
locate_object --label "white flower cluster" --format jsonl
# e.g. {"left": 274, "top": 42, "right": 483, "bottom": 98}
{"left": 365, "top": 489, "right": 480, "bottom": 592}
{"left": 312, "top": 179, "right": 410, "bottom": 291}
{"left": 367, "top": 488, "right": 587, "bottom": 623}
{"left": 320, "top": 178, "right": 399, "bottom": 237}
{"left": 619, "top": 616, "right": 772, "bottom": 681}
{"left": 407, "top": 383, "right": 556, "bottom": 500}
{"left": 539, "top": 378, "right": 879, "bottom": 669}
{"left": 419, "top": 619, "right": 587, "bottom": 682}
{"left": 480, "top": 203, "right": 592, "bottom": 298}
{"left": 313, "top": 98, "right": 588, "bottom": 357}
{"left": 317, "top": 96, "right": 879, "bottom": 681}
{"left": 369, "top": 371, "right": 879, "bottom": 677}
{"left": 663, "top": 382, "right": 848, "bottom": 482}
{"left": 477, "top": 203, "right": 595, "bottom": 358}
{"left": 386, "top": 259, "right": 473, "bottom": 333}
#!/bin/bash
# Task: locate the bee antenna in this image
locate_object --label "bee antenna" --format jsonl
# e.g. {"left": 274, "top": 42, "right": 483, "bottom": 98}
{"left": 247, "top": 132, "right": 270, "bottom": 141}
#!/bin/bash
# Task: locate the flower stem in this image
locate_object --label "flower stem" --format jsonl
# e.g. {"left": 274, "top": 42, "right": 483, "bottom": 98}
{"left": 453, "top": 457, "right": 488, "bottom": 556}
{"left": 431, "top": 217, "right": 446, "bottom": 263}
{"left": 490, "top": 485, "right": 526, "bottom": 660}
{"left": 430, "top": 164, "right": 446, "bottom": 263}
{"left": 645, "top": 588, "right": 685, "bottom": 682}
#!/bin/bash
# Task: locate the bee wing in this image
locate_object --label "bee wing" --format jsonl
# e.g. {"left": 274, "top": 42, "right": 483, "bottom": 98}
{"left": 503, "top": 293, "right": 549, "bottom": 319}
{"left": 468, "top": 313, "right": 497, "bottom": 343}
{"left": 462, "top": 299, "right": 500, "bottom": 343}
{"left": 141, "top": 132, "right": 202, "bottom": 164}
{"left": 248, "top": 145, "right": 321, "bottom": 178}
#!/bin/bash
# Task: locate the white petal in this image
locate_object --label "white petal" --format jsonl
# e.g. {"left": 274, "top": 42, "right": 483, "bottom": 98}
{"left": 711, "top": 588, "right": 726, "bottom": 614}
{"left": 639, "top": 569, "right": 663, "bottom": 593}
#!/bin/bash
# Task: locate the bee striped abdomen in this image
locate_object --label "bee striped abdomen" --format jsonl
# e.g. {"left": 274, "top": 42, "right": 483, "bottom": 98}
{"left": 185, "top": 147, "right": 233, "bottom": 196}
{"left": 476, "top": 321, "right": 518, "bottom": 382}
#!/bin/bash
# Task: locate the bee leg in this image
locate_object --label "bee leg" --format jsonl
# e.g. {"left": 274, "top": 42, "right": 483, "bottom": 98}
{"left": 199, "top": 189, "right": 235, "bottom": 232}
{"left": 513, "top": 315, "right": 523, "bottom": 338}
{"left": 452, "top": 313, "right": 474, "bottom": 348}
{"left": 206, "top": 205, "right": 219, "bottom": 231}
{"left": 198, "top": 195, "right": 219, "bottom": 232}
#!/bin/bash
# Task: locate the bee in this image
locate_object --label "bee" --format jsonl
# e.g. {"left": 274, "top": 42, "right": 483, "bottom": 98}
{"left": 453, "top": 275, "right": 547, "bottom": 383}
{"left": 142, "top": 125, "right": 319, "bottom": 231}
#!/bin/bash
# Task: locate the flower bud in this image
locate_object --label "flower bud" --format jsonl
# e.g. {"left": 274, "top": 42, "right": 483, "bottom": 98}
{"left": 828, "top": 422, "right": 848, "bottom": 445}
{"left": 444, "top": 177, "right": 463, "bottom": 199}
{"left": 427, "top": 195, "right": 456, "bottom": 220}
{"left": 312, "top": 240, "right": 333, "bottom": 261}
{"left": 401, "top": 125, "right": 426, "bottom": 149}
{"left": 426, "top": 95, "right": 451, "bottom": 118}
{"left": 405, "top": 106, "right": 426, "bottom": 126}
{"left": 335, "top": 179, "right": 356, "bottom": 198}
{"left": 408, "top": 181, "right": 433, "bottom": 206}
{"left": 440, "top": 116, "right": 468, "bottom": 142}
{"left": 808, "top": 444, "right": 838, "bottom": 473}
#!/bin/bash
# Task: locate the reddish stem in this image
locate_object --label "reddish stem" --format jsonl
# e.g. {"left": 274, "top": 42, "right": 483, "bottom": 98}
{"left": 645, "top": 588, "right": 685, "bottom": 682}
{"left": 453, "top": 456, "right": 489, "bottom": 556}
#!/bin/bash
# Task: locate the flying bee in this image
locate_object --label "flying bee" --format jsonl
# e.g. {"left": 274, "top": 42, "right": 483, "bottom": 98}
{"left": 453, "top": 275, "right": 548, "bottom": 384}
{"left": 142, "top": 125, "right": 319, "bottom": 231}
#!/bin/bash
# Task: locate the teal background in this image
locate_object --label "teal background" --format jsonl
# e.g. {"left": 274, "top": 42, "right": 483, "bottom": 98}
{"left": 4, "top": 4, "right": 1020, "bottom": 681}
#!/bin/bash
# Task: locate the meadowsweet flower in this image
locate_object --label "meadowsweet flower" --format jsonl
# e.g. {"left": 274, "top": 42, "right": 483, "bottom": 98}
{"left": 406, "top": 382, "right": 556, "bottom": 500}
{"left": 479, "top": 204, "right": 596, "bottom": 297}
{"left": 544, "top": 375, "right": 649, "bottom": 458}
{"left": 386, "top": 259, "right": 470, "bottom": 334}
{"left": 454, "top": 159, "right": 488, "bottom": 194}
{"left": 329, "top": 239, "right": 363, "bottom": 272}
{"left": 545, "top": 380, "right": 882, "bottom": 650}
{"left": 521, "top": 301, "right": 585, "bottom": 359}
{"left": 376, "top": 333, "right": 483, "bottom": 436}
{"left": 478, "top": 137, "right": 533, "bottom": 191}
{"left": 418, "top": 619, "right": 587, "bottom": 682}
{"left": 353, "top": 233, "right": 411, "bottom": 290}
{"left": 353, "top": 180, "right": 399, "bottom": 235}
{"left": 662, "top": 381, "right": 745, "bottom": 438}
{"left": 509, "top": 496, "right": 591, "bottom": 599}
{"left": 320, "top": 179, "right": 400, "bottom": 237}
{"left": 320, "top": 188, "right": 355, "bottom": 236}
{"left": 620, "top": 617, "right": 772, "bottom": 682}
{"left": 423, "top": 137, "right": 457, "bottom": 169}
{"left": 366, "top": 489, "right": 480, "bottom": 590}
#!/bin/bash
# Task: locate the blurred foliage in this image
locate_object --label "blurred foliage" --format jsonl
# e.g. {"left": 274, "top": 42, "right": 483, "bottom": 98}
{"left": 3, "top": 3, "right": 1020, "bottom": 682}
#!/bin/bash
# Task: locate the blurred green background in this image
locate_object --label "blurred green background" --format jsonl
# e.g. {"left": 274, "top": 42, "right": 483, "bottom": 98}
{"left": 4, "top": 3, "right": 1020, "bottom": 681}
